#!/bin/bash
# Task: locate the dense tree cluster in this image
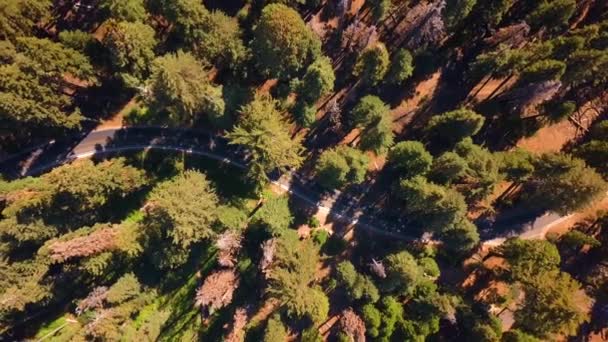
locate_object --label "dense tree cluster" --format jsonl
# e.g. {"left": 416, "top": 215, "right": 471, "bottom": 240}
{"left": 1, "top": 0, "right": 607, "bottom": 340}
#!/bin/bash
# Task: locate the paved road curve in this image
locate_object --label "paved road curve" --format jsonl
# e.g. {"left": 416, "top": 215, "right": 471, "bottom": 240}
{"left": 0, "top": 126, "right": 573, "bottom": 245}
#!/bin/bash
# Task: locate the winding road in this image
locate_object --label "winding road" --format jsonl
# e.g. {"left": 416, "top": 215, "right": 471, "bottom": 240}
{"left": 0, "top": 126, "right": 572, "bottom": 245}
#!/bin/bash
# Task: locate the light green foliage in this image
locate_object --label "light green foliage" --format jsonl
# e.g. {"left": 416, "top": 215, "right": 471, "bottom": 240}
{"left": 263, "top": 314, "right": 287, "bottom": 342}
{"left": 254, "top": 195, "right": 293, "bottom": 236}
{"left": 298, "top": 56, "right": 335, "bottom": 104}
{"left": 0, "top": 37, "right": 96, "bottom": 131}
{"left": 251, "top": 4, "right": 321, "bottom": 79}
{"left": 146, "top": 51, "right": 224, "bottom": 125}
{"left": 500, "top": 238, "right": 560, "bottom": 283}
{"left": 388, "top": 141, "right": 433, "bottom": 178}
{"left": 386, "top": 49, "right": 414, "bottom": 85}
{"left": 443, "top": 0, "right": 477, "bottom": 30}
{"left": 192, "top": 10, "right": 248, "bottom": 69}
{"left": 315, "top": 146, "right": 369, "bottom": 189}
{"left": 103, "top": 20, "right": 156, "bottom": 85}
{"left": 300, "top": 327, "right": 323, "bottom": 342}
{"left": 426, "top": 109, "right": 485, "bottom": 148}
{"left": 528, "top": 0, "right": 576, "bottom": 31}
{"left": 267, "top": 233, "right": 328, "bottom": 323}
{"left": 383, "top": 250, "right": 423, "bottom": 296}
{"left": 227, "top": 96, "right": 304, "bottom": 187}
{"left": 0, "top": 0, "right": 51, "bottom": 40}
{"left": 100, "top": 0, "right": 147, "bottom": 22}
{"left": 353, "top": 43, "right": 390, "bottom": 86}
{"left": 361, "top": 303, "right": 382, "bottom": 337}
{"left": 418, "top": 257, "right": 440, "bottom": 278}
{"left": 515, "top": 270, "right": 589, "bottom": 338}
{"left": 502, "top": 329, "right": 541, "bottom": 342}
{"left": 105, "top": 273, "right": 141, "bottom": 304}
{"left": 336, "top": 261, "right": 380, "bottom": 303}
{"left": 145, "top": 170, "right": 218, "bottom": 247}
{"left": 58, "top": 30, "right": 94, "bottom": 52}
{"left": 216, "top": 205, "right": 248, "bottom": 231}
{"left": 428, "top": 152, "right": 468, "bottom": 184}
{"left": 527, "top": 153, "right": 607, "bottom": 214}
{"left": 560, "top": 230, "right": 601, "bottom": 250}
{"left": 352, "top": 95, "right": 394, "bottom": 153}
{"left": 497, "top": 149, "right": 536, "bottom": 183}
{"left": 378, "top": 296, "right": 405, "bottom": 340}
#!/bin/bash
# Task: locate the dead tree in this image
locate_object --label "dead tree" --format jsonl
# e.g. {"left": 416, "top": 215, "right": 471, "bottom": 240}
{"left": 216, "top": 231, "right": 242, "bottom": 268}
{"left": 339, "top": 308, "right": 366, "bottom": 342}
{"left": 195, "top": 269, "right": 240, "bottom": 317}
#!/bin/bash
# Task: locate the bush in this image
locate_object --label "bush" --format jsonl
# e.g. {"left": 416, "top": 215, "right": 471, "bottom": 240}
{"left": 312, "top": 229, "right": 329, "bottom": 246}
{"left": 309, "top": 216, "right": 321, "bottom": 228}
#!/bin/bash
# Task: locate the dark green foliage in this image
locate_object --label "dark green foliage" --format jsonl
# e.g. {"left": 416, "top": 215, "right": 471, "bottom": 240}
{"left": 428, "top": 152, "right": 468, "bottom": 184}
{"left": 336, "top": 261, "right": 380, "bottom": 303}
{"left": 58, "top": 30, "right": 95, "bottom": 52}
{"left": 298, "top": 56, "right": 335, "bottom": 104}
{"left": 315, "top": 146, "right": 369, "bottom": 189}
{"left": 311, "top": 229, "right": 328, "bottom": 246}
{"left": 383, "top": 251, "right": 423, "bottom": 296}
{"left": 227, "top": 96, "right": 304, "bottom": 188}
{"left": 158, "top": 0, "right": 209, "bottom": 46}
{"left": 146, "top": 51, "right": 224, "bottom": 125}
{"left": 353, "top": 43, "right": 390, "bottom": 86}
{"left": 267, "top": 233, "right": 328, "bottom": 323}
{"left": 500, "top": 238, "right": 560, "bottom": 283}
{"left": 0, "top": 37, "right": 96, "bottom": 132}
{"left": 519, "top": 59, "right": 566, "bottom": 84}
{"left": 443, "top": 0, "right": 477, "bottom": 30}
{"left": 526, "top": 153, "right": 607, "bottom": 214}
{"left": 426, "top": 109, "right": 485, "bottom": 149}
{"left": 387, "top": 141, "right": 433, "bottom": 178}
{"left": 543, "top": 100, "right": 575, "bottom": 123}
{"left": 251, "top": 4, "right": 321, "bottom": 79}
{"left": 301, "top": 326, "right": 323, "bottom": 342}
{"left": 502, "top": 329, "right": 541, "bottom": 342}
{"left": 476, "top": 0, "right": 514, "bottom": 28}
{"left": 453, "top": 138, "right": 502, "bottom": 201}
{"left": 191, "top": 10, "right": 248, "bottom": 69}
{"left": 396, "top": 176, "right": 468, "bottom": 232}
{"left": 253, "top": 195, "right": 293, "bottom": 236}
{"left": 142, "top": 170, "right": 218, "bottom": 268}
{"left": 515, "top": 270, "right": 588, "bottom": 338}
{"left": 293, "top": 101, "right": 317, "bottom": 127}
{"left": 368, "top": 0, "right": 392, "bottom": 22}
{"left": 497, "top": 149, "right": 536, "bottom": 183}
{"left": 438, "top": 217, "right": 480, "bottom": 254}
{"left": 378, "top": 296, "right": 405, "bottom": 340}
{"left": 352, "top": 95, "right": 394, "bottom": 153}
{"left": 216, "top": 205, "right": 248, "bottom": 231}
{"left": 386, "top": 49, "right": 414, "bottom": 85}
{"left": 528, "top": 0, "right": 576, "bottom": 31}
{"left": 574, "top": 121, "right": 608, "bottom": 177}
{"left": 103, "top": 20, "right": 156, "bottom": 85}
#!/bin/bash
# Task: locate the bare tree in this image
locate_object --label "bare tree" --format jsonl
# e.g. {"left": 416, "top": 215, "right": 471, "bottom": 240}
{"left": 341, "top": 18, "right": 379, "bottom": 53}
{"left": 216, "top": 231, "right": 242, "bottom": 268}
{"left": 49, "top": 226, "right": 119, "bottom": 263}
{"left": 224, "top": 307, "right": 249, "bottom": 342}
{"left": 195, "top": 269, "right": 240, "bottom": 316}
{"left": 259, "top": 238, "right": 277, "bottom": 278}
{"left": 503, "top": 80, "right": 562, "bottom": 115}
{"left": 368, "top": 258, "right": 387, "bottom": 278}
{"left": 402, "top": 0, "right": 447, "bottom": 50}
{"left": 484, "top": 22, "right": 530, "bottom": 48}
{"left": 326, "top": 98, "right": 343, "bottom": 133}
{"left": 76, "top": 286, "right": 109, "bottom": 315}
{"left": 339, "top": 308, "right": 366, "bottom": 342}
